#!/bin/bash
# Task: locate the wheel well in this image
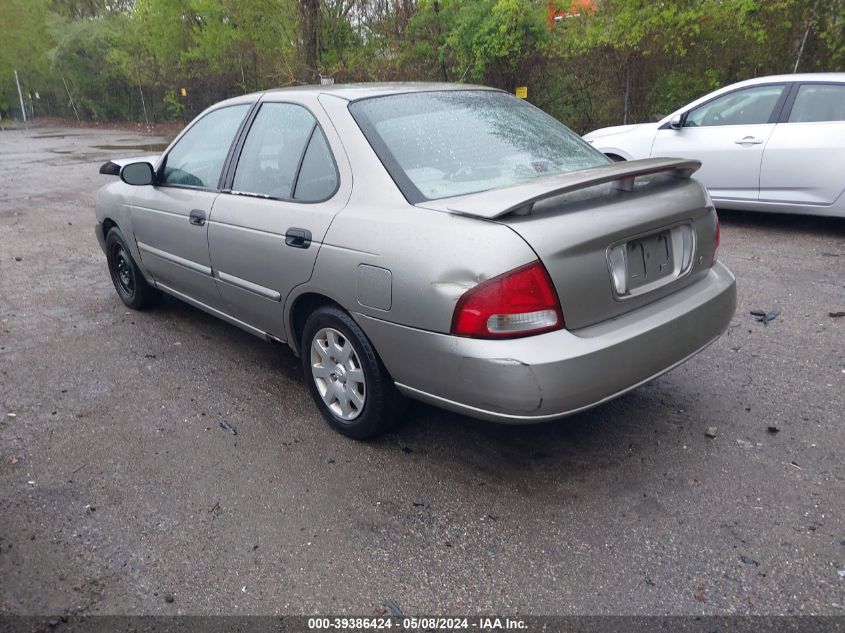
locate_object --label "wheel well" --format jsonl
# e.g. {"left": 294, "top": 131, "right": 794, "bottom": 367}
{"left": 605, "top": 153, "right": 627, "bottom": 162}
{"left": 289, "top": 293, "right": 343, "bottom": 349}
{"left": 102, "top": 218, "right": 118, "bottom": 240}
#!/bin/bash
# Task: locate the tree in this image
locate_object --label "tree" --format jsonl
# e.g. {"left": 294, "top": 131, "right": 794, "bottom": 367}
{"left": 0, "top": 0, "right": 842, "bottom": 125}
{"left": 0, "top": 0, "right": 51, "bottom": 118}
{"left": 443, "top": 0, "right": 547, "bottom": 90}
{"left": 299, "top": 0, "right": 320, "bottom": 82}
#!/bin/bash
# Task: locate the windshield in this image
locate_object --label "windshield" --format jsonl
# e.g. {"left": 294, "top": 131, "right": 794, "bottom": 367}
{"left": 349, "top": 90, "right": 608, "bottom": 203}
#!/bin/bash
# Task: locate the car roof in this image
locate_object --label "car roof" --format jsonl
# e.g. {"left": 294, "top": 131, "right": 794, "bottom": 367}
{"left": 729, "top": 72, "right": 845, "bottom": 87}
{"left": 215, "top": 82, "right": 500, "bottom": 108}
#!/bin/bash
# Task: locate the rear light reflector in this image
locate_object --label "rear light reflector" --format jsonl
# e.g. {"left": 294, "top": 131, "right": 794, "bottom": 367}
{"left": 711, "top": 215, "right": 721, "bottom": 265}
{"left": 451, "top": 261, "right": 564, "bottom": 338}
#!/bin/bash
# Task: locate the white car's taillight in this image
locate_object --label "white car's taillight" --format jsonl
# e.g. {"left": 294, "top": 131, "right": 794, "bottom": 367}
{"left": 450, "top": 261, "right": 564, "bottom": 339}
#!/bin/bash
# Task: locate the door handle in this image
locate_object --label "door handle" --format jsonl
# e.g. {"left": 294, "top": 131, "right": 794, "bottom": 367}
{"left": 189, "top": 209, "right": 206, "bottom": 226}
{"left": 734, "top": 136, "right": 764, "bottom": 145}
{"left": 285, "top": 227, "right": 312, "bottom": 249}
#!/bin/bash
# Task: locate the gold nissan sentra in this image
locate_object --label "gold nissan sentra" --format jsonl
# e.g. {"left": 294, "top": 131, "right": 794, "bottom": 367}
{"left": 95, "top": 83, "right": 736, "bottom": 438}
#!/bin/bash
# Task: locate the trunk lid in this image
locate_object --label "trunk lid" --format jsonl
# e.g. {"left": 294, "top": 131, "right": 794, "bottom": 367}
{"left": 418, "top": 159, "right": 719, "bottom": 330}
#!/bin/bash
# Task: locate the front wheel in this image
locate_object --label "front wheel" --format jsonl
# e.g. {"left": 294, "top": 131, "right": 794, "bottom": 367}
{"left": 105, "top": 227, "right": 160, "bottom": 310}
{"left": 301, "top": 305, "right": 403, "bottom": 439}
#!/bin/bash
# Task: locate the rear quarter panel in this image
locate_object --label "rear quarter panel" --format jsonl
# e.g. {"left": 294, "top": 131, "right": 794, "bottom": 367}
{"left": 299, "top": 205, "right": 539, "bottom": 336}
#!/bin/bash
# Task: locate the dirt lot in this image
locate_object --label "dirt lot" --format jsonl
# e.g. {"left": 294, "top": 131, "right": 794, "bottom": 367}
{"left": 1, "top": 126, "right": 843, "bottom": 617}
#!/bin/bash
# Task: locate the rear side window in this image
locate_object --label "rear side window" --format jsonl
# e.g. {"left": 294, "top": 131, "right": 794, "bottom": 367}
{"left": 684, "top": 84, "right": 785, "bottom": 127}
{"left": 788, "top": 84, "right": 845, "bottom": 123}
{"left": 161, "top": 104, "right": 249, "bottom": 188}
{"left": 349, "top": 90, "right": 607, "bottom": 203}
{"left": 233, "top": 102, "right": 337, "bottom": 201}
{"left": 293, "top": 129, "right": 338, "bottom": 201}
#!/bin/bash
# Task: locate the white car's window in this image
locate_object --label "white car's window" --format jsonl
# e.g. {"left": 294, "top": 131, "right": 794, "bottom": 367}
{"left": 684, "top": 84, "right": 785, "bottom": 127}
{"left": 161, "top": 105, "right": 249, "bottom": 188}
{"left": 788, "top": 84, "right": 845, "bottom": 123}
{"left": 349, "top": 90, "right": 607, "bottom": 202}
{"left": 233, "top": 103, "right": 328, "bottom": 200}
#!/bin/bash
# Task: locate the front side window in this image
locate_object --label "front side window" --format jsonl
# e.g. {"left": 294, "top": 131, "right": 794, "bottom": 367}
{"left": 161, "top": 104, "right": 250, "bottom": 188}
{"left": 233, "top": 102, "right": 337, "bottom": 201}
{"left": 349, "top": 90, "right": 607, "bottom": 202}
{"left": 684, "top": 85, "right": 785, "bottom": 127}
{"left": 788, "top": 84, "right": 845, "bottom": 123}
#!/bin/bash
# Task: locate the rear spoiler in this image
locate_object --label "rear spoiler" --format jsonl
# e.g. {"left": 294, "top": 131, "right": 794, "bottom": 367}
{"left": 418, "top": 157, "right": 701, "bottom": 219}
{"left": 99, "top": 155, "right": 160, "bottom": 176}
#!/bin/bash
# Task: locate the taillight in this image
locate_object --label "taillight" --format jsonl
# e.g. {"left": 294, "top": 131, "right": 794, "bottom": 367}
{"left": 450, "top": 261, "right": 564, "bottom": 339}
{"left": 711, "top": 215, "right": 721, "bottom": 265}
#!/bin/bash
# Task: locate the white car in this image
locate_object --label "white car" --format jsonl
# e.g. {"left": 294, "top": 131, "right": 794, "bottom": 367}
{"left": 584, "top": 73, "right": 845, "bottom": 217}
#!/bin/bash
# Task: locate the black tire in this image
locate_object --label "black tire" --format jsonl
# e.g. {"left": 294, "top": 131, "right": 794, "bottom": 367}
{"left": 301, "top": 305, "right": 403, "bottom": 439}
{"left": 606, "top": 153, "right": 626, "bottom": 162}
{"left": 105, "top": 227, "right": 160, "bottom": 310}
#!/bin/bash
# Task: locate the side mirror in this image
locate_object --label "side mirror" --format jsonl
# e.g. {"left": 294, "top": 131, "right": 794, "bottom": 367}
{"left": 120, "top": 162, "right": 155, "bottom": 186}
{"left": 668, "top": 114, "right": 684, "bottom": 130}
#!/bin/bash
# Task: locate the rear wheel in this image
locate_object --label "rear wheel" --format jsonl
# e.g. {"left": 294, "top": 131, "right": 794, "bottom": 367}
{"left": 105, "top": 227, "right": 159, "bottom": 310}
{"left": 301, "top": 305, "right": 402, "bottom": 439}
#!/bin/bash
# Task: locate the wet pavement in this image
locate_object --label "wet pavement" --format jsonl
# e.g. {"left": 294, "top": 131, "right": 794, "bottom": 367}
{"left": 0, "top": 126, "right": 844, "bottom": 616}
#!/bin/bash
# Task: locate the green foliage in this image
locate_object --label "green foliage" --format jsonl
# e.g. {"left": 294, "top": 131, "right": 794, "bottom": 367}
{"left": 445, "top": 0, "right": 547, "bottom": 88}
{"left": 0, "top": 0, "right": 841, "bottom": 127}
{"left": 163, "top": 90, "right": 185, "bottom": 119}
{"left": 646, "top": 70, "right": 720, "bottom": 119}
{"left": 47, "top": 13, "right": 133, "bottom": 120}
{"left": 0, "top": 0, "right": 51, "bottom": 117}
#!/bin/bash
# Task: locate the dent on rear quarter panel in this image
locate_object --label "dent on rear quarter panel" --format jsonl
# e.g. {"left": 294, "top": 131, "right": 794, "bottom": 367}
{"left": 302, "top": 205, "right": 538, "bottom": 336}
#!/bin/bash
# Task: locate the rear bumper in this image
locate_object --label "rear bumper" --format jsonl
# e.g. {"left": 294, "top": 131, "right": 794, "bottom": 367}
{"left": 356, "top": 262, "right": 737, "bottom": 424}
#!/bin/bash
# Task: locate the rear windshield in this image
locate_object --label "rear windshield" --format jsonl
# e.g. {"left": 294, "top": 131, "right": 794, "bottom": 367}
{"left": 349, "top": 90, "right": 608, "bottom": 203}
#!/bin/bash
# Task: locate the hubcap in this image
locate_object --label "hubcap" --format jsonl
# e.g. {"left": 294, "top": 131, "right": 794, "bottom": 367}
{"left": 310, "top": 327, "right": 366, "bottom": 421}
{"left": 112, "top": 246, "right": 134, "bottom": 296}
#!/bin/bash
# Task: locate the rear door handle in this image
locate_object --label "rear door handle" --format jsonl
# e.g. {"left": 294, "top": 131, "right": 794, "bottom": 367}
{"left": 734, "top": 136, "right": 764, "bottom": 145}
{"left": 189, "top": 209, "right": 206, "bottom": 226}
{"left": 285, "top": 227, "right": 312, "bottom": 249}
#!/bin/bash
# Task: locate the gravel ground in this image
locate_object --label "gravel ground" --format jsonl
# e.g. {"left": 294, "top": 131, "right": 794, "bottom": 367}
{"left": 0, "top": 126, "right": 843, "bottom": 617}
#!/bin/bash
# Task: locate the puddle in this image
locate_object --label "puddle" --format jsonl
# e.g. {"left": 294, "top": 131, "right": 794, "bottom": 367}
{"left": 36, "top": 153, "right": 118, "bottom": 166}
{"left": 93, "top": 143, "right": 169, "bottom": 152}
{"left": 34, "top": 133, "right": 82, "bottom": 139}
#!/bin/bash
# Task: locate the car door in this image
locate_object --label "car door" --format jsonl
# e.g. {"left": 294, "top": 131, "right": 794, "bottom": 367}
{"left": 207, "top": 99, "right": 349, "bottom": 339}
{"left": 130, "top": 103, "right": 251, "bottom": 308}
{"left": 651, "top": 83, "right": 788, "bottom": 202}
{"left": 759, "top": 82, "right": 845, "bottom": 206}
